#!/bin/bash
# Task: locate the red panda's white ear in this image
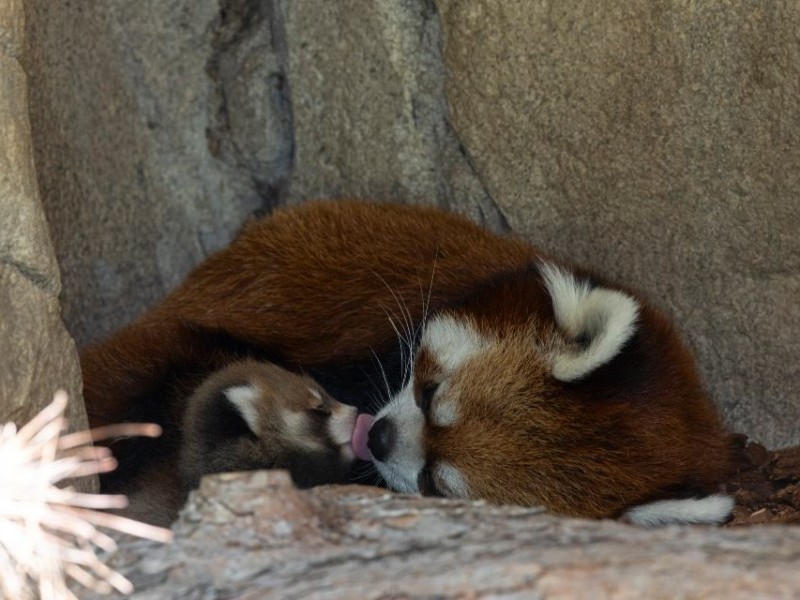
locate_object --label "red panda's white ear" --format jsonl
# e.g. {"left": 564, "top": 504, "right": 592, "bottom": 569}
{"left": 223, "top": 385, "right": 261, "bottom": 435}
{"left": 539, "top": 262, "right": 640, "bottom": 382}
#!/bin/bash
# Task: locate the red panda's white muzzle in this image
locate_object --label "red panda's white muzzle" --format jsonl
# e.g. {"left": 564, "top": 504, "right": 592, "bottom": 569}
{"left": 365, "top": 380, "right": 426, "bottom": 493}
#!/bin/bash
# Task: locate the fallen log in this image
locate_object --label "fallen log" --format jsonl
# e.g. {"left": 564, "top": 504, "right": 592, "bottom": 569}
{"left": 93, "top": 470, "right": 800, "bottom": 599}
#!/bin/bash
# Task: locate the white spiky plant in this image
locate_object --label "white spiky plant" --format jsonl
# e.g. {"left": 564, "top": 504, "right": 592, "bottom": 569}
{"left": 0, "top": 390, "right": 173, "bottom": 600}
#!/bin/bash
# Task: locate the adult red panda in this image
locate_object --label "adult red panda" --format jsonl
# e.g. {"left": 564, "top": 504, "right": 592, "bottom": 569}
{"left": 82, "top": 200, "right": 733, "bottom": 525}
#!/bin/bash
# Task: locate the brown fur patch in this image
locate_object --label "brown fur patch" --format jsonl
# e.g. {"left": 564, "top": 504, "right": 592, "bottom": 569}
{"left": 83, "top": 200, "right": 731, "bottom": 519}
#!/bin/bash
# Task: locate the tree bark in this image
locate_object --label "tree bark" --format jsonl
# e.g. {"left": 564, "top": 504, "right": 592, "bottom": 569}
{"left": 96, "top": 470, "right": 800, "bottom": 599}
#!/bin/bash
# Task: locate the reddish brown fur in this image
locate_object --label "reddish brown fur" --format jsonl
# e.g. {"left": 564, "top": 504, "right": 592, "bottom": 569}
{"left": 412, "top": 275, "right": 731, "bottom": 517}
{"left": 82, "top": 200, "right": 732, "bottom": 518}
{"left": 83, "top": 201, "right": 536, "bottom": 428}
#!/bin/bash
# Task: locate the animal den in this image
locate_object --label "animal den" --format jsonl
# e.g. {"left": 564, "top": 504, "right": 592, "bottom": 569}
{"left": 8, "top": 1, "right": 800, "bottom": 598}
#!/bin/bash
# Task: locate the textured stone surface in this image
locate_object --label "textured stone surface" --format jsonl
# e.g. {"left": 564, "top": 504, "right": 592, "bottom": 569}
{"left": 86, "top": 471, "right": 800, "bottom": 599}
{"left": 22, "top": 0, "right": 800, "bottom": 447}
{"left": 437, "top": 0, "right": 800, "bottom": 448}
{"left": 280, "top": 0, "right": 506, "bottom": 230}
{"left": 0, "top": 0, "right": 87, "bottom": 452}
{"left": 23, "top": 0, "right": 289, "bottom": 347}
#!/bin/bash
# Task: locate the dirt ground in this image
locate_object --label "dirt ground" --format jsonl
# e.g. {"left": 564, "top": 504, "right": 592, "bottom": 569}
{"left": 724, "top": 434, "right": 800, "bottom": 526}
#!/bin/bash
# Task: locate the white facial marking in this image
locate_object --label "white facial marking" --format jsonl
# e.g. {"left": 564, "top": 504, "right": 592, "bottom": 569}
{"left": 539, "top": 262, "right": 639, "bottom": 382}
{"left": 224, "top": 385, "right": 260, "bottom": 435}
{"left": 371, "top": 377, "right": 425, "bottom": 494}
{"left": 282, "top": 410, "right": 307, "bottom": 436}
{"left": 435, "top": 463, "right": 470, "bottom": 498}
{"left": 327, "top": 404, "right": 358, "bottom": 446}
{"left": 431, "top": 396, "right": 459, "bottom": 428}
{"left": 308, "top": 387, "right": 322, "bottom": 401}
{"left": 281, "top": 410, "right": 324, "bottom": 452}
{"left": 624, "top": 494, "right": 734, "bottom": 526}
{"left": 371, "top": 316, "right": 486, "bottom": 494}
{"left": 422, "top": 315, "right": 487, "bottom": 373}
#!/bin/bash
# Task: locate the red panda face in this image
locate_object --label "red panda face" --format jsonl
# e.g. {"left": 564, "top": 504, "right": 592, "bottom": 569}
{"left": 360, "top": 262, "right": 729, "bottom": 517}
{"left": 180, "top": 360, "right": 359, "bottom": 491}
{"left": 365, "top": 312, "right": 559, "bottom": 500}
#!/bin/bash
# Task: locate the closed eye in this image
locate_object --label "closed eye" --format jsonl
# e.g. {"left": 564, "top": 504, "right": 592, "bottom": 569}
{"left": 417, "top": 382, "right": 439, "bottom": 415}
{"left": 308, "top": 403, "right": 331, "bottom": 416}
{"left": 417, "top": 467, "right": 444, "bottom": 497}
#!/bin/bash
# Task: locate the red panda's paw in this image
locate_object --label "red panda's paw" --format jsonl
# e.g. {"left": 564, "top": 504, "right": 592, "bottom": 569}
{"left": 623, "top": 494, "right": 735, "bottom": 526}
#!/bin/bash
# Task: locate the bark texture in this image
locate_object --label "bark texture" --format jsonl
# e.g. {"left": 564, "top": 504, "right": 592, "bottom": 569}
{"left": 87, "top": 471, "right": 800, "bottom": 599}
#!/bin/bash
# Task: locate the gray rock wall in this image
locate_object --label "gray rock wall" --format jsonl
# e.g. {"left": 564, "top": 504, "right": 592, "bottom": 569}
{"left": 0, "top": 0, "right": 87, "bottom": 451}
{"left": 22, "top": 0, "right": 800, "bottom": 447}
{"left": 23, "top": 1, "right": 286, "bottom": 347}
{"left": 280, "top": 0, "right": 505, "bottom": 230}
{"left": 437, "top": 0, "right": 800, "bottom": 449}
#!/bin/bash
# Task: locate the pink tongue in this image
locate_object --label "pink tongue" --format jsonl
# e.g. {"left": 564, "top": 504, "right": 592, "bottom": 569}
{"left": 351, "top": 414, "right": 375, "bottom": 461}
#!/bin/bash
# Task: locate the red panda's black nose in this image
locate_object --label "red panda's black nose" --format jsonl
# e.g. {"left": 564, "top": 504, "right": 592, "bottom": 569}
{"left": 368, "top": 417, "right": 396, "bottom": 462}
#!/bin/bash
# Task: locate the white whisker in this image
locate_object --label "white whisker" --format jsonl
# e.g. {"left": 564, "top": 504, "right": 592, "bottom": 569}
{"left": 381, "top": 310, "right": 411, "bottom": 385}
{"left": 371, "top": 269, "right": 416, "bottom": 354}
{"left": 369, "top": 347, "right": 394, "bottom": 404}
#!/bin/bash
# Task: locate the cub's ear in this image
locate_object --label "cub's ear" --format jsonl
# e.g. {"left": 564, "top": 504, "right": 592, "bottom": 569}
{"left": 539, "top": 262, "right": 640, "bottom": 382}
{"left": 189, "top": 383, "right": 262, "bottom": 447}
{"left": 220, "top": 385, "right": 261, "bottom": 435}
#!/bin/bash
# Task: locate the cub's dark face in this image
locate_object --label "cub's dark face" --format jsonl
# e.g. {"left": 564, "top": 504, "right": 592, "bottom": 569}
{"left": 180, "top": 360, "right": 357, "bottom": 491}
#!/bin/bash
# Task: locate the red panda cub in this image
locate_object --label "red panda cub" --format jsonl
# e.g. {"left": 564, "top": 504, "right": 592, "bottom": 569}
{"left": 124, "top": 360, "right": 358, "bottom": 527}
{"left": 179, "top": 359, "right": 357, "bottom": 491}
{"left": 82, "top": 200, "right": 733, "bottom": 526}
